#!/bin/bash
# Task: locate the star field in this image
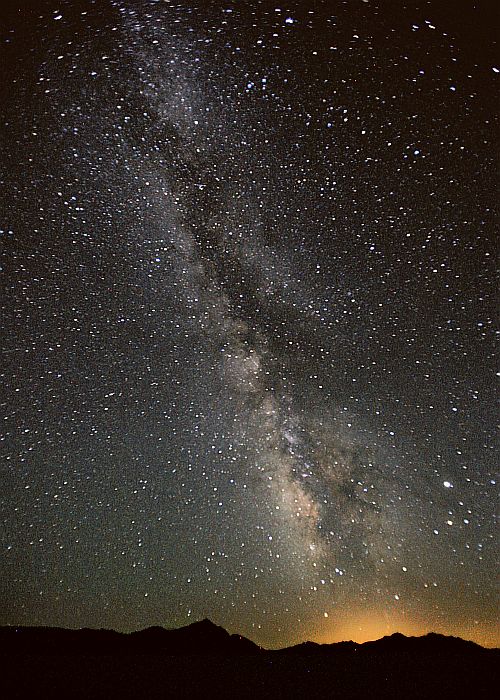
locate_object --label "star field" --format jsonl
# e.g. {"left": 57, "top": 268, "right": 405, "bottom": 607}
{"left": 0, "top": 0, "right": 498, "bottom": 649}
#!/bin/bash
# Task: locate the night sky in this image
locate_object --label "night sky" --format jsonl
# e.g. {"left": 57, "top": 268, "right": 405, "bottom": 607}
{"left": 1, "top": 0, "right": 498, "bottom": 649}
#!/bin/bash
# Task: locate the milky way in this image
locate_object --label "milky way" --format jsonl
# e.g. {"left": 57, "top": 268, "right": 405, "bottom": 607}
{"left": 0, "top": 0, "right": 498, "bottom": 648}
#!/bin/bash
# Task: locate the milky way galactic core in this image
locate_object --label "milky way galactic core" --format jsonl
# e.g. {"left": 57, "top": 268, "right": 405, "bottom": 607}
{"left": 1, "top": 0, "right": 498, "bottom": 648}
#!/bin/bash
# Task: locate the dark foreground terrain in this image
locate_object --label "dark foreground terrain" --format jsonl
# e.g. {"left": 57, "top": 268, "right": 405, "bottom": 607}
{"left": 0, "top": 620, "right": 497, "bottom": 699}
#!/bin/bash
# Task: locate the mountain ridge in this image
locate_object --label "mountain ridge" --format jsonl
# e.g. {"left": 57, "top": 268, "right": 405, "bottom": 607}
{"left": 2, "top": 620, "right": 498, "bottom": 699}
{"left": 0, "top": 619, "right": 496, "bottom": 656}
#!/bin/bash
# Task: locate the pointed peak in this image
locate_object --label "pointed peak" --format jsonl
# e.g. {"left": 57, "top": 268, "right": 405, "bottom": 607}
{"left": 187, "top": 618, "right": 220, "bottom": 629}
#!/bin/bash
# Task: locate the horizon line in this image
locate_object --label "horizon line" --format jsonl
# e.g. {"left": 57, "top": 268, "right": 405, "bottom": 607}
{"left": 2, "top": 618, "right": 497, "bottom": 651}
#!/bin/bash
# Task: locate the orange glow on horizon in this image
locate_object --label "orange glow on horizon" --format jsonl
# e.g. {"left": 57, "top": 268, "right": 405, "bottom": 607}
{"left": 310, "top": 610, "right": 500, "bottom": 649}
{"left": 314, "top": 611, "right": 423, "bottom": 645}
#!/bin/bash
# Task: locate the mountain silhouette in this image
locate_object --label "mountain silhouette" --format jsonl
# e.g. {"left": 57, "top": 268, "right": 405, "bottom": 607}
{"left": 278, "top": 630, "right": 487, "bottom": 656}
{"left": 128, "top": 618, "right": 261, "bottom": 654}
{"left": 0, "top": 618, "right": 261, "bottom": 656}
{"left": 0, "top": 620, "right": 495, "bottom": 657}
{"left": 0, "top": 621, "right": 497, "bottom": 699}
